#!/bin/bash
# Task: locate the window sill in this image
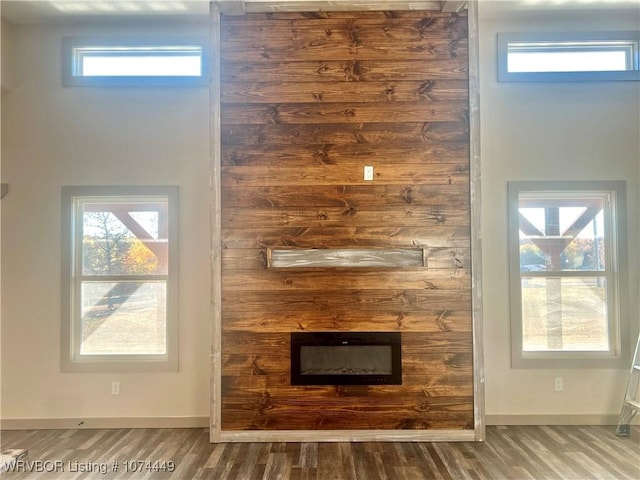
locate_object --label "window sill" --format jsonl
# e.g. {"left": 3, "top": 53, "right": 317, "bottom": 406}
{"left": 512, "top": 354, "right": 628, "bottom": 369}
{"left": 61, "top": 356, "right": 178, "bottom": 373}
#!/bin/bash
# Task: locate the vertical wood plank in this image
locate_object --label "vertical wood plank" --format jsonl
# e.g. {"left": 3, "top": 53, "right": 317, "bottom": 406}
{"left": 467, "top": 0, "right": 485, "bottom": 442}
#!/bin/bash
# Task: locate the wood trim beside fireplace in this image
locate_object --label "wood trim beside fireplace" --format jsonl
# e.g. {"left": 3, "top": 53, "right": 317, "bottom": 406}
{"left": 210, "top": 2, "right": 223, "bottom": 443}
{"left": 467, "top": 0, "right": 485, "bottom": 442}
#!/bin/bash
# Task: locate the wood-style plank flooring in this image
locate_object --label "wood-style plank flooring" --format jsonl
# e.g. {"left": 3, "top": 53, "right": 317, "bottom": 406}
{"left": 1, "top": 425, "right": 638, "bottom": 479}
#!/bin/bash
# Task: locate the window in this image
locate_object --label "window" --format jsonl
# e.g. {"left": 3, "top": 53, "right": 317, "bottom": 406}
{"left": 508, "top": 181, "right": 630, "bottom": 368}
{"left": 61, "top": 186, "right": 179, "bottom": 372}
{"left": 62, "top": 37, "right": 208, "bottom": 86}
{"left": 498, "top": 32, "right": 640, "bottom": 82}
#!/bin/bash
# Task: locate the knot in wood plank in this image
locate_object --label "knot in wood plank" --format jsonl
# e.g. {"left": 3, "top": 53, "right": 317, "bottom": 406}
{"left": 346, "top": 20, "right": 363, "bottom": 48}
{"left": 410, "top": 44, "right": 436, "bottom": 55}
{"left": 353, "top": 124, "right": 367, "bottom": 143}
{"left": 308, "top": 38, "right": 327, "bottom": 48}
{"left": 316, "top": 63, "right": 330, "bottom": 75}
{"left": 402, "top": 186, "right": 414, "bottom": 204}
{"left": 436, "top": 311, "right": 452, "bottom": 331}
{"left": 414, "top": 401, "right": 431, "bottom": 412}
{"left": 418, "top": 81, "right": 435, "bottom": 100}
{"left": 429, "top": 210, "right": 446, "bottom": 224}
{"left": 443, "top": 353, "right": 466, "bottom": 368}
{"left": 342, "top": 205, "right": 357, "bottom": 217}
{"left": 267, "top": 105, "right": 281, "bottom": 124}
{"left": 417, "top": 18, "right": 436, "bottom": 38}
{"left": 314, "top": 145, "right": 333, "bottom": 164}
{"left": 383, "top": 85, "right": 396, "bottom": 101}
{"left": 449, "top": 39, "right": 460, "bottom": 59}
{"left": 343, "top": 61, "right": 366, "bottom": 81}
{"left": 446, "top": 16, "right": 467, "bottom": 41}
{"left": 251, "top": 356, "right": 266, "bottom": 375}
{"left": 258, "top": 392, "right": 273, "bottom": 413}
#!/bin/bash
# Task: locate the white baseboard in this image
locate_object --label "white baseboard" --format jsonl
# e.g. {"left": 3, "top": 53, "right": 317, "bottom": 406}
{"left": 0, "top": 416, "right": 209, "bottom": 430}
{"left": 485, "top": 414, "right": 624, "bottom": 425}
{"left": 2, "top": 415, "right": 633, "bottom": 431}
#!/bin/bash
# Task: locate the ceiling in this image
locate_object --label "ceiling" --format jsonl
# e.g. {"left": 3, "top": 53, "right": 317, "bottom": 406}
{"left": 479, "top": 0, "right": 640, "bottom": 19}
{"left": 1, "top": 0, "right": 638, "bottom": 24}
{"left": 0, "top": 1, "right": 210, "bottom": 23}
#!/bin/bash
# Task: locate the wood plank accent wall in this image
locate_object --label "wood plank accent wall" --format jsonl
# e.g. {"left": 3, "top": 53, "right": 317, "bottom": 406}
{"left": 219, "top": 9, "right": 472, "bottom": 432}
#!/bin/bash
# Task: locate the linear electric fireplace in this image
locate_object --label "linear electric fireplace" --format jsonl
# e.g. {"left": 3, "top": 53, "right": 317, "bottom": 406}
{"left": 291, "top": 332, "right": 402, "bottom": 385}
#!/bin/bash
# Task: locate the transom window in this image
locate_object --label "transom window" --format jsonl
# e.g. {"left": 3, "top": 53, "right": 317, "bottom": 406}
{"left": 61, "top": 186, "right": 179, "bottom": 372}
{"left": 508, "top": 181, "right": 630, "bottom": 368}
{"left": 498, "top": 32, "right": 640, "bottom": 82}
{"left": 75, "top": 45, "right": 203, "bottom": 77}
{"left": 62, "top": 38, "right": 208, "bottom": 86}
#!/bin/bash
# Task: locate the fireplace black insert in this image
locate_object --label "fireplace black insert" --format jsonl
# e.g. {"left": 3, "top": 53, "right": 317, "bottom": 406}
{"left": 290, "top": 332, "right": 402, "bottom": 385}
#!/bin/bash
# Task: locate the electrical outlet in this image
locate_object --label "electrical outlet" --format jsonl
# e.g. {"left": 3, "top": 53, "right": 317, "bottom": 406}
{"left": 111, "top": 381, "right": 120, "bottom": 395}
{"left": 364, "top": 165, "right": 374, "bottom": 181}
{"left": 554, "top": 376, "right": 563, "bottom": 392}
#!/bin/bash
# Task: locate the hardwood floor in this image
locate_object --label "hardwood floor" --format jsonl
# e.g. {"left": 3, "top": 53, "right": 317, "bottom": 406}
{"left": 1, "top": 425, "right": 638, "bottom": 479}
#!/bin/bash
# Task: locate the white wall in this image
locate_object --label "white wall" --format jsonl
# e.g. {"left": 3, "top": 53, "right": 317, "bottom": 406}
{"left": 479, "top": 4, "right": 640, "bottom": 422}
{"left": 1, "top": 20, "right": 211, "bottom": 425}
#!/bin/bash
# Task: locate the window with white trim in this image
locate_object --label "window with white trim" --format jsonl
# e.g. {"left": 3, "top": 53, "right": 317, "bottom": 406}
{"left": 498, "top": 32, "right": 640, "bottom": 82}
{"left": 508, "top": 181, "right": 630, "bottom": 368}
{"left": 61, "top": 186, "right": 179, "bottom": 372}
{"left": 62, "top": 37, "right": 208, "bottom": 86}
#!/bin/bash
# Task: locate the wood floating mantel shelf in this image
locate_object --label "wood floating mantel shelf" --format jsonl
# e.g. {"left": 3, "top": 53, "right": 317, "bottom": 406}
{"left": 267, "top": 248, "right": 427, "bottom": 268}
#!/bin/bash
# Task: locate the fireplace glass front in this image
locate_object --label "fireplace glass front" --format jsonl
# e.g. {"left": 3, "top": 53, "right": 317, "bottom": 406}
{"left": 291, "top": 332, "right": 402, "bottom": 385}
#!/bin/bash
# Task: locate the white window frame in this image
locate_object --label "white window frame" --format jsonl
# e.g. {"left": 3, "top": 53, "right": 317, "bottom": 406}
{"left": 62, "top": 37, "right": 209, "bottom": 87}
{"left": 61, "top": 186, "right": 179, "bottom": 372}
{"left": 508, "top": 181, "right": 630, "bottom": 368}
{"left": 498, "top": 32, "right": 640, "bottom": 82}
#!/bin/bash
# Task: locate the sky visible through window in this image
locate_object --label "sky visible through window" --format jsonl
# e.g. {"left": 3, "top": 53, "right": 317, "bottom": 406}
{"left": 508, "top": 50, "right": 628, "bottom": 73}
{"left": 82, "top": 54, "right": 202, "bottom": 76}
{"left": 82, "top": 203, "right": 162, "bottom": 240}
{"left": 519, "top": 206, "right": 605, "bottom": 239}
